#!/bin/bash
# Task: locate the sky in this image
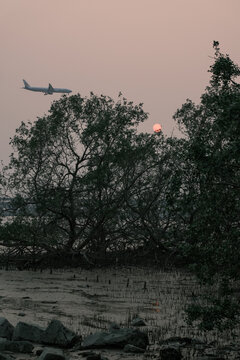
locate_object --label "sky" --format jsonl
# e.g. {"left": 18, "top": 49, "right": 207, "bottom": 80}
{"left": 1, "top": 0, "right": 239, "bottom": 163}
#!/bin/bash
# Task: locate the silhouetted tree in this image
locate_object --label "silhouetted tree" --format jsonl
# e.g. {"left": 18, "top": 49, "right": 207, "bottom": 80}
{"left": 120, "top": 135, "right": 177, "bottom": 262}
{"left": 171, "top": 41, "right": 240, "bottom": 330}
{"left": 4, "top": 93, "right": 167, "bottom": 263}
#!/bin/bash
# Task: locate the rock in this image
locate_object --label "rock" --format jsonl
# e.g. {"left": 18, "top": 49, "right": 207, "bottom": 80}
{"left": 4, "top": 340, "right": 33, "bottom": 353}
{"left": 123, "top": 344, "right": 145, "bottom": 353}
{"left": 38, "top": 347, "right": 65, "bottom": 360}
{"left": 82, "top": 328, "right": 148, "bottom": 350}
{"left": 86, "top": 354, "right": 101, "bottom": 360}
{"left": 0, "top": 354, "right": 14, "bottom": 360}
{"left": 79, "top": 351, "right": 98, "bottom": 357}
{"left": 161, "top": 336, "right": 204, "bottom": 346}
{"left": 70, "top": 342, "right": 82, "bottom": 351}
{"left": 80, "top": 353, "right": 107, "bottom": 360}
{"left": 81, "top": 332, "right": 108, "bottom": 349}
{"left": 0, "top": 318, "right": 14, "bottom": 340}
{"left": 0, "top": 338, "right": 33, "bottom": 353}
{"left": 35, "top": 349, "right": 43, "bottom": 356}
{"left": 42, "top": 319, "right": 80, "bottom": 348}
{"left": 0, "top": 338, "right": 7, "bottom": 351}
{"left": 108, "top": 323, "right": 120, "bottom": 331}
{"left": 12, "top": 321, "right": 45, "bottom": 343}
{"left": 159, "top": 346, "right": 182, "bottom": 360}
{"left": 131, "top": 317, "right": 146, "bottom": 327}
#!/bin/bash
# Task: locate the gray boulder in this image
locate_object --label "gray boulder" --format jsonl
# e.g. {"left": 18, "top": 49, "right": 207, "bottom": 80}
{"left": 42, "top": 320, "right": 79, "bottom": 348}
{"left": 38, "top": 347, "right": 65, "bottom": 360}
{"left": 4, "top": 340, "right": 33, "bottom": 353}
{"left": 0, "top": 337, "right": 33, "bottom": 353}
{"left": 0, "top": 338, "right": 7, "bottom": 351}
{"left": 0, "top": 318, "right": 14, "bottom": 340}
{"left": 12, "top": 321, "right": 45, "bottom": 343}
{"left": 123, "top": 344, "right": 145, "bottom": 353}
{"left": 85, "top": 353, "right": 101, "bottom": 360}
{"left": 159, "top": 346, "right": 182, "bottom": 360}
{"left": 0, "top": 354, "right": 14, "bottom": 360}
{"left": 108, "top": 323, "right": 120, "bottom": 331}
{"left": 78, "top": 351, "right": 100, "bottom": 359}
{"left": 131, "top": 317, "right": 146, "bottom": 327}
{"left": 82, "top": 328, "right": 148, "bottom": 349}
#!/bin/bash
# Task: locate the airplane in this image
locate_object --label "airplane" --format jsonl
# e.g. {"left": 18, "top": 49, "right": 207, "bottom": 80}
{"left": 22, "top": 80, "right": 72, "bottom": 95}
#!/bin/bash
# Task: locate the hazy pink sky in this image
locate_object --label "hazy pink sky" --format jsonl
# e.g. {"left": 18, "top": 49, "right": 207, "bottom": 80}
{"left": 1, "top": 0, "right": 239, "bottom": 163}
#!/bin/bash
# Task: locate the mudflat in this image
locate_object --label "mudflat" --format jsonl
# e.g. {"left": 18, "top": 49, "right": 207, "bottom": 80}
{"left": 0, "top": 267, "right": 237, "bottom": 359}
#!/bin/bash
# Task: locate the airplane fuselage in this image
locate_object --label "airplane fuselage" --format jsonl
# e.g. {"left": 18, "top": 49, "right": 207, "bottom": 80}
{"left": 22, "top": 80, "right": 72, "bottom": 95}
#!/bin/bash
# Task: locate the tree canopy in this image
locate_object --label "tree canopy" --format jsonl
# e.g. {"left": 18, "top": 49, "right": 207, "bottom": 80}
{"left": 2, "top": 93, "right": 169, "bottom": 264}
{"left": 170, "top": 41, "right": 240, "bottom": 330}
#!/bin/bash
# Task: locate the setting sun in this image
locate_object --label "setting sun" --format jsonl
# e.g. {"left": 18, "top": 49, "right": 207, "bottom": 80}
{"left": 153, "top": 123, "right": 162, "bottom": 133}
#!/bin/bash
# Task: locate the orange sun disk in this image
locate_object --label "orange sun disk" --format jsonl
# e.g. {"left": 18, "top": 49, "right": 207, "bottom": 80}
{"left": 153, "top": 123, "right": 162, "bottom": 133}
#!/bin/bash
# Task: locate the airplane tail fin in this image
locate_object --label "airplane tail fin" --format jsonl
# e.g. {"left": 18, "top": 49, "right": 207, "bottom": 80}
{"left": 23, "top": 79, "right": 30, "bottom": 88}
{"left": 48, "top": 83, "right": 54, "bottom": 94}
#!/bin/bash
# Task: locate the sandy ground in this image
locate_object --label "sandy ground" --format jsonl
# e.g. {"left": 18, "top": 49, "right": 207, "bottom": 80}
{"left": 0, "top": 266, "right": 234, "bottom": 359}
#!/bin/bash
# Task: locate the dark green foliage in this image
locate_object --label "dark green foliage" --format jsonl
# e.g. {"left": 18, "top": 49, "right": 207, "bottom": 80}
{"left": 172, "top": 42, "right": 240, "bottom": 279}
{"left": 186, "top": 296, "right": 240, "bottom": 331}
{"left": 172, "top": 41, "right": 240, "bottom": 330}
{"left": 209, "top": 41, "right": 240, "bottom": 88}
{"left": 1, "top": 93, "right": 167, "bottom": 261}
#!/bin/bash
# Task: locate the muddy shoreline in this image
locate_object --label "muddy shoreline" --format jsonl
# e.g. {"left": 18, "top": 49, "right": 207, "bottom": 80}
{"left": 0, "top": 267, "right": 239, "bottom": 359}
